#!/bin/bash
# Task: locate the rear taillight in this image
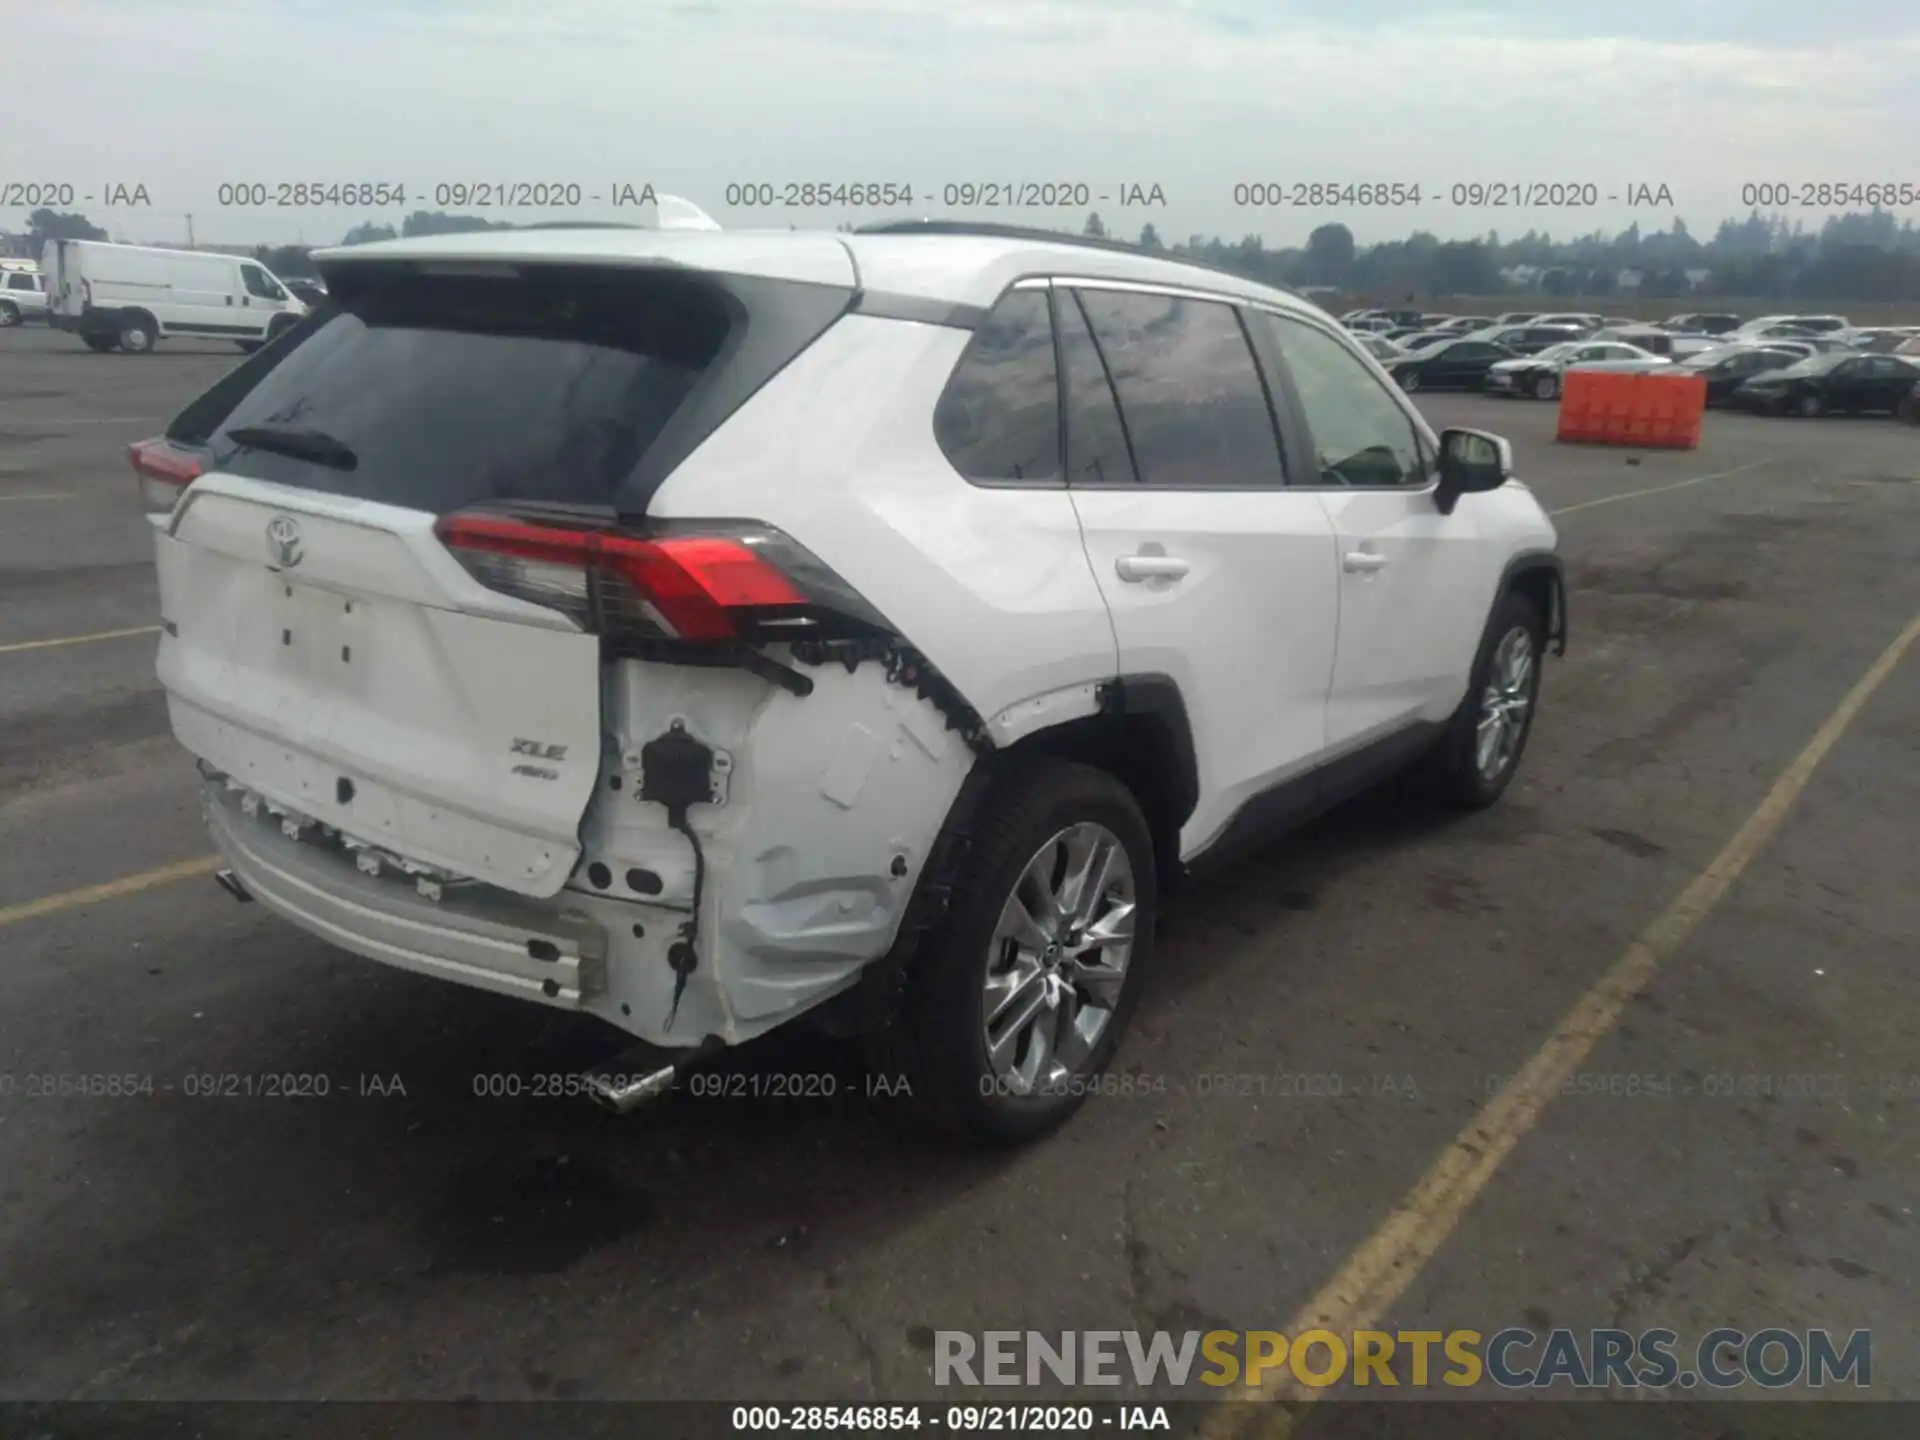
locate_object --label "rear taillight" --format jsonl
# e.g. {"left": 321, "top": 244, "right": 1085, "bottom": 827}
{"left": 433, "top": 510, "right": 890, "bottom": 648}
{"left": 129, "top": 437, "right": 205, "bottom": 516}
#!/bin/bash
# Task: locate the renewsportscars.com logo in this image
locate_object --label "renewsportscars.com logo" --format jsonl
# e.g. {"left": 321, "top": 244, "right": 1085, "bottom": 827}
{"left": 934, "top": 1328, "right": 1871, "bottom": 1391}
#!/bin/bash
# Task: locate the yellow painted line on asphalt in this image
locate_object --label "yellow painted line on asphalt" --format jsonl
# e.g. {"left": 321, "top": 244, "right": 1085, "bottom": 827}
{"left": 1549, "top": 459, "right": 1770, "bottom": 516}
{"left": 0, "top": 624, "right": 161, "bottom": 656}
{"left": 1208, "top": 604, "right": 1920, "bottom": 1440}
{"left": 0, "top": 856, "right": 221, "bottom": 931}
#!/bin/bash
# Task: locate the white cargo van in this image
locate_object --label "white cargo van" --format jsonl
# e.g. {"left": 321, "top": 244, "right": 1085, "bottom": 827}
{"left": 41, "top": 240, "right": 307, "bottom": 354}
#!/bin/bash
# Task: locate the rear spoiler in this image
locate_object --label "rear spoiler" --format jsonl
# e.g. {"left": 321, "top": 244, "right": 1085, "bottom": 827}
{"left": 515, "top": 195, "right": 722, "bottom": 233}
{"left": 654, "top": 194, "right": 721, "bottom": 231}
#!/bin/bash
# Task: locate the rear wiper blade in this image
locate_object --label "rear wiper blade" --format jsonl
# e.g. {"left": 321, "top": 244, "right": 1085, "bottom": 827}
{"left": 223, "top": 425, "right": 359, "bottom": 470}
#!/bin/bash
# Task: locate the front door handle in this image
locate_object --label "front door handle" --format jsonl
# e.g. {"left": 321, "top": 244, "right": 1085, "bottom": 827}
{"left": 1343, "top": 551, "right": 1390, "bottom": 574}
{"left": 1115, "top": 554, "right": 1189, "bottom": 583}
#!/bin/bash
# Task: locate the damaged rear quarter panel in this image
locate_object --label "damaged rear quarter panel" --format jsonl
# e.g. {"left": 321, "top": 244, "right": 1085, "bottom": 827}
{"left": 573, "top": 655, "right": 975, "bottom": 1040}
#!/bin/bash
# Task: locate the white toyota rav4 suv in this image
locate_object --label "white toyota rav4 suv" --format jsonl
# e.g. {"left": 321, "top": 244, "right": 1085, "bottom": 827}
{"left": 134, "top": 220, "right": 1565, "bottom": 1144}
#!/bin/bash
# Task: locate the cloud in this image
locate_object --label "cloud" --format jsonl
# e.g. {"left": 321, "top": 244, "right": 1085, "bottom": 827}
{"left": 3, "top": 0, "right": 1915, "bottom": 246}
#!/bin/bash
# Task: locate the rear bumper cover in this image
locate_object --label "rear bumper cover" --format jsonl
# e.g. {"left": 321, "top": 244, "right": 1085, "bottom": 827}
{"left": 204, "top": 777, "right": 608, "bottom": 1008}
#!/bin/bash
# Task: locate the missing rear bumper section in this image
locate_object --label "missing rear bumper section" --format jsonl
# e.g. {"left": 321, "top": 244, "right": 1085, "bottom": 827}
{"left": 202, "top": 776, "right": 607, "bottom": 1008}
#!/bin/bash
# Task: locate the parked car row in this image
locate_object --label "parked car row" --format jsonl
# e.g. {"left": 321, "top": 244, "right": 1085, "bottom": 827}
{"left": 1341, "top": 307, "right": 1919, "bottom": 359}
{"left": 1724, "top": 352, "right": 1920, "bottom": 417}
{"left": 1337, "top": 305, "right": 1920, "bottom": 418}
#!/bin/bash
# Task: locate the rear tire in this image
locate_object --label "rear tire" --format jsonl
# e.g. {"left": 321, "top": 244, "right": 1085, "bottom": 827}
{"left": 118, "top": 314, "right": 157, "bottom": 354}
{"left": 1419, "top": 589, "right": 1546, "bottom": 810}
{"left": 81, "top": 333, "right": 120, "bottom": 353}
{"left": 865, "top": 759, "right": 1157, "bottom": 1146}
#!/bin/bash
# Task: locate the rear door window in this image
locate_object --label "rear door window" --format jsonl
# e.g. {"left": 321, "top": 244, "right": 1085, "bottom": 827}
{"left": 1072, "top": 288, "right": 1285, "bottom": 489}
{"left": 932, "top": 288, "right": 1060, "bottom": 484}
{"left": 170, "top": 267, "right": 757, "bottom": 513}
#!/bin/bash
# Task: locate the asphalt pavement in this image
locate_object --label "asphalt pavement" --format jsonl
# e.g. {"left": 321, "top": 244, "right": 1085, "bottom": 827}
{"left": 2, "top": 323, "right": 1917, "bottom": 1411}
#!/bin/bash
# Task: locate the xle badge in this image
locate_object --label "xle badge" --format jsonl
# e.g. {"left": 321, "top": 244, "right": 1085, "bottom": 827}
{"left": 511, "top": 737, "right": 566, "bottom": 781}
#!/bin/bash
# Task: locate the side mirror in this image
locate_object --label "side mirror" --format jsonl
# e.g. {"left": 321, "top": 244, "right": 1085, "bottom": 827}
{"left": 1435, "top": 428, "right": 1513, "bottom": 515}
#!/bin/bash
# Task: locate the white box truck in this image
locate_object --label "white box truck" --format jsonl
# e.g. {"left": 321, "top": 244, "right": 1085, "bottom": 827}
{"left": 40, "top": 240, "right": 307, "bottom": 354}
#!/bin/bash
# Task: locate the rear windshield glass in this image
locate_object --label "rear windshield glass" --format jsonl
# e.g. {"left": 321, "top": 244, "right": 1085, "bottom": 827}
{"left": 175, "top": 267, "right": 737, "bottom": 513}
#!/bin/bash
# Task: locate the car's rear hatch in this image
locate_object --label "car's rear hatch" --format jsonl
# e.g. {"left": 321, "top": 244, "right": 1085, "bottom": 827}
{"left": 148, "top": 239, "right": 857, "bottom": 898}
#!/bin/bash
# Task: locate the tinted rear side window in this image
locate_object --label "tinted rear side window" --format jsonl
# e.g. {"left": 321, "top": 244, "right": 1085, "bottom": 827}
{"left": 1073, "top": 289, "right": 1284, "bottom": 488}
{"left": 171, "top": 266, "right": 846, "bottom": 515}
{"left": 932, "top": 289, "right": 1059, "bottom": 484}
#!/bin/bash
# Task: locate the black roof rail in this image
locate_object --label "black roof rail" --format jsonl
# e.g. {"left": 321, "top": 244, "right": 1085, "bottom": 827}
{"left": 852, "top": 218, "right": 1302, "bottom": 298}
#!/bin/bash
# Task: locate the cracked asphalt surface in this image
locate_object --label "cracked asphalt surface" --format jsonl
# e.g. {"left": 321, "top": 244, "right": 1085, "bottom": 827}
{"left": 2, "top": 324, "right": 1917, "bottom": 1411}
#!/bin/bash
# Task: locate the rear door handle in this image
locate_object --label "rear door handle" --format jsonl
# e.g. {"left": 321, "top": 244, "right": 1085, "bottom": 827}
{"left": 1115, "top": 554, "right": 1189, "bottom": 583}
{"left": 1343, "top": 551, "right": 1389, "bottom": 574}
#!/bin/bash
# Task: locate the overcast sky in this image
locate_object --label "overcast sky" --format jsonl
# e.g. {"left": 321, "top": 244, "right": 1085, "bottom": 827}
{"left": 4, "top": 0, "right": 1917, "bottom": 248}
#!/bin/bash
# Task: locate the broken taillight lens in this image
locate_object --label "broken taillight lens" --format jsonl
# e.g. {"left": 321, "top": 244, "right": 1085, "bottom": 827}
{"left": 433, "top": 509, "right": 891, "bottom": 648}
{"left": 129, "top": 437, "right": 206, "bottom": 516}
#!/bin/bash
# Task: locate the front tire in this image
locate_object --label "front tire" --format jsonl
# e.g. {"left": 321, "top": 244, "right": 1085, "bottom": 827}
{"left": 0, "top": 302, "right": 19, "bottom": 327}
{"left": 119, "top": 315, "right": 157, "bottom": 354}
{"left": 1533, "top": 373, "right": 1561, "bottom": 401}
{"left": 1420, "top": 590, "right": 1546, "bottom": 809}
{"left": 866, "top": 759, "right": 1156, "bottom": 1145}
{"left": 1796, "top": 393, "right": 1824, "bottom": 418}
{"left": 1399, "top": 370, "right": 1421, "bottom": 392}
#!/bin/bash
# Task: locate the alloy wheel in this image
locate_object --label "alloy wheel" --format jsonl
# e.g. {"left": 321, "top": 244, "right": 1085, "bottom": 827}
{"left": 981, "top": 823, "right": 1136, "bottom": 1097}
{"left": 1474, "top": 626, "right": 1535, "bottom": 780}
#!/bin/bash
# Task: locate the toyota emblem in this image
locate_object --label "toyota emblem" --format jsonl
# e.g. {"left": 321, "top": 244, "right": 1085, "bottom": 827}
{"left": 266, "top": 515, "right": 303, "bottom": 568}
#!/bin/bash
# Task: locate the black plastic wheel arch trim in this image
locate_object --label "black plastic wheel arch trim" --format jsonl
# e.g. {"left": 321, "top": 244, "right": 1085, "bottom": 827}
{"left": 1094, "top": 673, "right": 1200, "bottom": 832}
{"left": 1500, "top": 550, "right": 1568, "bottom": 656}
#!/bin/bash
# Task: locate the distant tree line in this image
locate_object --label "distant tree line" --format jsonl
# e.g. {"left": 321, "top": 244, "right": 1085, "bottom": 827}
{"left": 15, "top": 203, "right": 1920, "bottom": 301}
{"left": 1086, "top": 207, "right": 1920, "bottom": 302}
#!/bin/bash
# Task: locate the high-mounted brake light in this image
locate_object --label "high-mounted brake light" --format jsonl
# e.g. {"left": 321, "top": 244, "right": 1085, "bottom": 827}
{"left": 129, "top": 437, "right": 205, "bottom": 516}
{"left": 434, "top": 511, "right": 885, "bottom": 648}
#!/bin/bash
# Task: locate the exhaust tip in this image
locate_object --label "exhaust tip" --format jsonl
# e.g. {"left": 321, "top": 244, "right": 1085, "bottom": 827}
{"left": 584, "top": 1064, "right": 679, "bottom": 1114}
{"left": 213, "top": 868, "right": 253, "bottom": 903}
{"left": 579, "top": 1036, "right": 723, "bottom": 1114}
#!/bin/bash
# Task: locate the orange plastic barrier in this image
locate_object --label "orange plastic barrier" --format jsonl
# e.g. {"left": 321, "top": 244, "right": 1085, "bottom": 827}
{"left": 1555, "top": 370, "right": 1706, "bottom": 449}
